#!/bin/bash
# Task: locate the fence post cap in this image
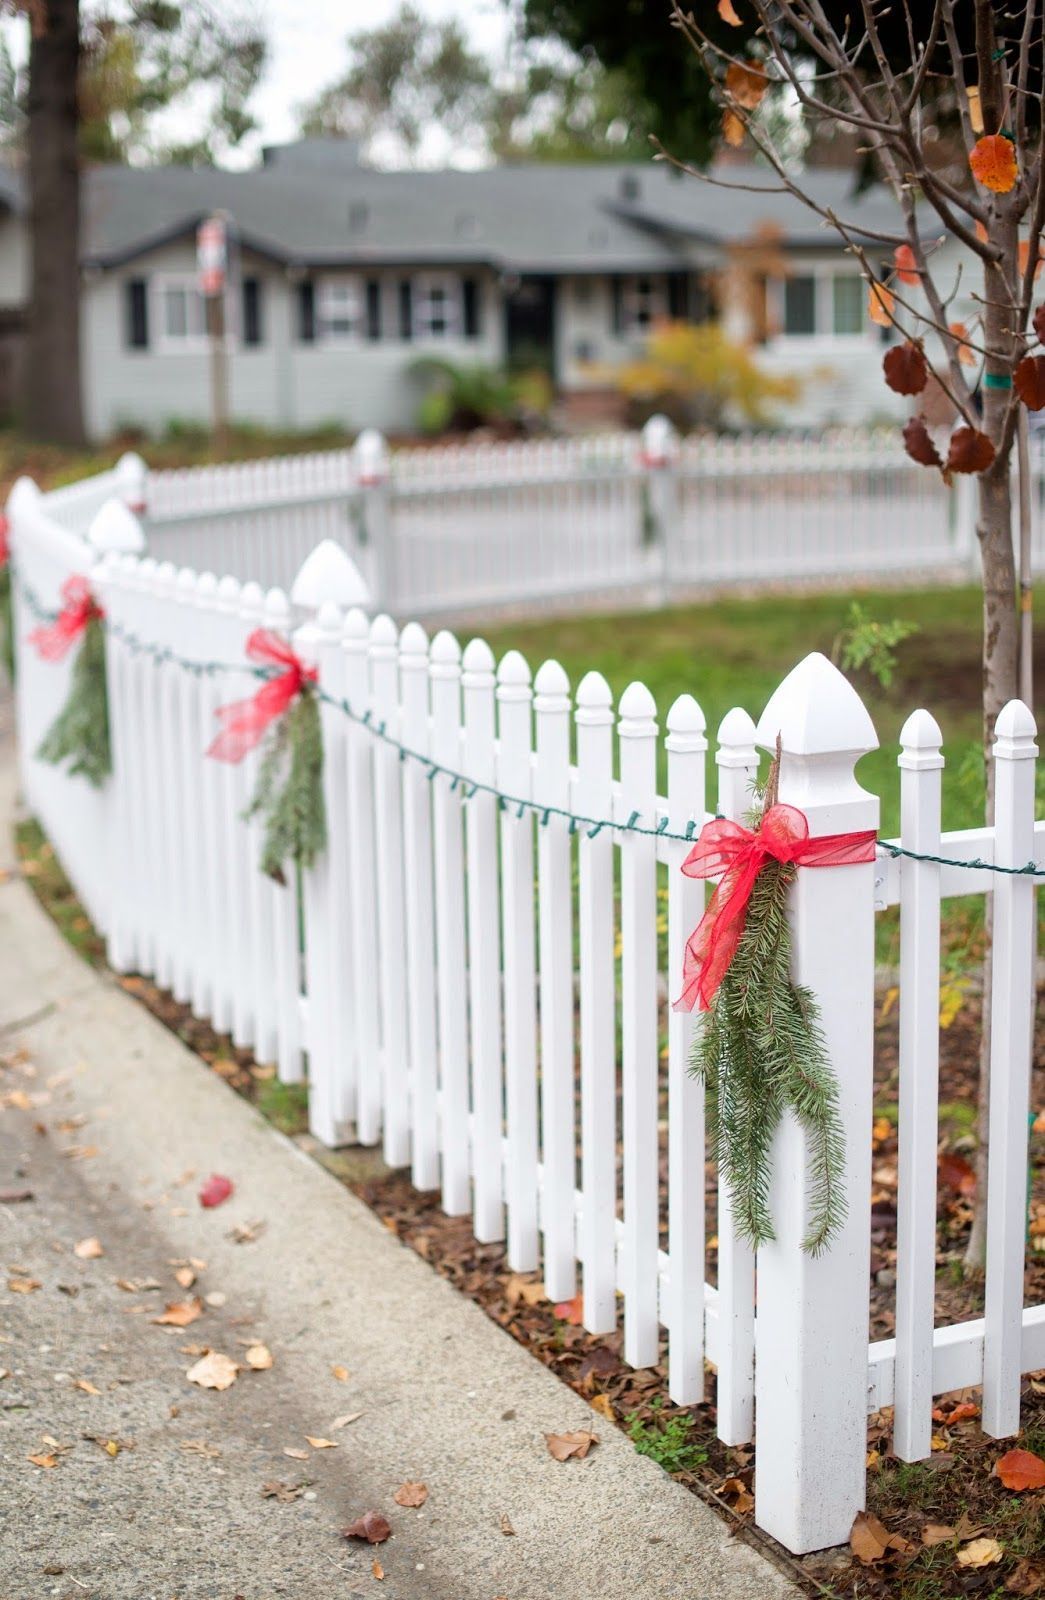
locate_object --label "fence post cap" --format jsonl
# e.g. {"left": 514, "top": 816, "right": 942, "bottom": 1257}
{"left": 497, "top": 648, "right": 531, "bottom": 687}
{"left": 291, "top": 538, "right": 372, "bottom": 612}
{"left": 342, "top": 605, "right": 370, "bottom": 647}
{"left": 216, "top": 574, "right": 242, "bottom": 611}
{"left": 197, "top": 570, "right": 218, "bottom": 600}
{"left": 369, "top": 612, "right": 398, "bottom": 651}
{"left": 263, "top": 587, "right": 291, "bottom": 626}
{"left": 399, "top": 620, "right": 429, "bottom": 656}
{"left": 87, "top": 497, "right": 145, "bottom": 554}
{"left": 667, "top": 691, "right": 706, "bottom": 737}
{"left": 576, "top": 668, "right": 612, "bottom": 709}
{"left": 533, "top": 657, "right": 570, "bottom": 700}
{"left": 6, "top": 474, "right": 41, "bottom": 513}
{"left": 114, "top": 451, "right": 148, "bottom": 511}
{"left": 640, "top": 413, "right": 679, "bottom": 466}
{"left": 618, "top": 679, "right": 657, "bottom": 734}
{"left": 240, "top": 580, "right": 265, "bottom": 621}
{"left": 461, "top": 636, "right": 494, "bottom": 676}
{"left": 430, "top": 628, "right": 462, "bottom": 668}
{"left": 898, "top": 708, "right": 944, "bottom": 772}
{"left": 756, "top": 651, "right": 878, "bottom": 758}
{"left": 994, "top": 697, "right": 1038, "bottom": 756}
{"left": 352, "top": 427, "right": 389, "bottom": 485}
{"left": 175, "top": 566, "right": 197, "bottom": 596}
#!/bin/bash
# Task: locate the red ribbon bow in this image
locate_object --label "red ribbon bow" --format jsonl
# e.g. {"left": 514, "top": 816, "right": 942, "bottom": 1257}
{"left": 29, "top": 575, "right": 104, "bottom": 661}
{"left": 206, "top": 628, "right": 317, "bottom": 763}
{"left": 674, "top": 803, "right": 877, "bottom": 1014}
{"left": 0, "top": 513, "right": 9, "bottom": 569}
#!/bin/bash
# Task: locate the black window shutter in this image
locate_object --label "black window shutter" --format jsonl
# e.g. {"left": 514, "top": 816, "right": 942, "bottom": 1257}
{"left": 462, "top": 276, "right": 480, "bottom": 338}
{"left": 242, "top": 277, "right": 263, "bottom": 346}
{"left": 126, "top": 279, "right": 148, "bottom": 349}
{"left": 667, "top": 271, "right": 689, "bottom": 320}
{"left": 365, "top": 279, "right": 381, "bottom": 341}
{"left": 610, "top": 274, "right": 625, "bottom": 336}
{"left": 398, "top": 279, "right": 413, "bottom": 340}
{"left": 298, "top": 280, "right": 316, "bottom": 343}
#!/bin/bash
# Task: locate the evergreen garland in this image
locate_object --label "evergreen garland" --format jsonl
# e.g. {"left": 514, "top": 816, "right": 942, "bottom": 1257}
{"left": 691, "top": 786, "right": 847, "bottom": 1256}
{"left": 0, "top": 561, "right": 13, "bottom": 684}
{"left": 245, "top": 685, "right": 326, "bottom": 884}
{"left": 36, "top": 615, "right": 111, "bottom": 787}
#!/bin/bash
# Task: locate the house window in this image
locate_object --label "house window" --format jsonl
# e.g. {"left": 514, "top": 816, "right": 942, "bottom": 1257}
{"left": 783, "top": 275, "right": 816, "bottom": 336}
{"left": 621, "top": 274, "right": 664, "bottom": 334}
{"left": 832, "top": 274, "right": 864, "bottom": 335}
{"left": 413, "top": 274, "right": 460, "bottom": 339}
{"left": 155, "top": 277, "right": 208, "bottom": 347}
{"left": 317, "top": 277, "right": 363, "bottom": 340}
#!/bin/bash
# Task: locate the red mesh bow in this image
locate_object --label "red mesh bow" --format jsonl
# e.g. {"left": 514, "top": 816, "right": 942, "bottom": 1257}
{"left": 674, "top": 803, "right": 877, "bottom": 1013}
{"left": 0, "top": 513, "right": 9, "bottom": 568}
{"left": 206, "top": 628, "right": 317, "bottom": 763}
{"left": 29, "top": 575, "right": 104, "bottom": 661}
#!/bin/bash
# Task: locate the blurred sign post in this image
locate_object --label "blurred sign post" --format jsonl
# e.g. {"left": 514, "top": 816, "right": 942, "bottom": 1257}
{"left": 197, "top": 214, "right": 229, "bottom": 450}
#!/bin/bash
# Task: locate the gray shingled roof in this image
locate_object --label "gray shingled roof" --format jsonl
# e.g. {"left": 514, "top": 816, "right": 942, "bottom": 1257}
{"left": 0, "top": 143, "right": 915, "bottom": 271}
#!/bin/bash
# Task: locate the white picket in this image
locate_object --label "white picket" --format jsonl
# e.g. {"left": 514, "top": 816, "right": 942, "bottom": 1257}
{"left": 665, "top": 692, "right": 707, "bottom": 1405}
{"left": 575, "top": 670, "right": 617, "bottom": 1334}
{"left": 893, "top": 710, "right": 944, "bottom": 1462}
{"left": 712, "top": 706, "right": 759, "bottom": 1445}
{"left": 462, "top": 637, "right": 504, "bottom": 1243}
{"left": 983, "top": 699, "right": 1038, "bottom": 1438}
{"left": 533, "top": 658, "right": 575, "bottom": 1302}
{"left": 399, "top": 622, "right": 440, "bottom": 1191}
{"left": 618, "top": 680, "right": 660, "bottom": 1369}
{"left": 343, "top": 605, "right": 381, "bottom": 1145}
{"left": 497, "top": 649, "right": 539, "bottom": 1271}
{"left": 266, "top": 587, "right": 305, "bottom": 1086}
{"left": 369, "top": 615, "right": 411, "bottom": 1169}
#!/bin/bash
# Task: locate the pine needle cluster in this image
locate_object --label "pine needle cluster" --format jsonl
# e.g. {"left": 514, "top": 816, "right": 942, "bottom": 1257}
{"left": 36, "top": 617, "right": 111, "bottom": 787}
{"left": 0, "top": 564, "right": 13, "bottom": 684}
{"left": 691, "top": 800, "right": 847, "bottom": 1256}
{"left": 246, "top": 687, "right": 326, "bottom": 883}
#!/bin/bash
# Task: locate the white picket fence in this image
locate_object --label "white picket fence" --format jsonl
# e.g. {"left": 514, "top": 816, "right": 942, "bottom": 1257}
{"left": 131, "top": 422, "right": 988, "bottom": 618}
{"left": 6, "top": 464, "right": 1045, "bottom": 1559}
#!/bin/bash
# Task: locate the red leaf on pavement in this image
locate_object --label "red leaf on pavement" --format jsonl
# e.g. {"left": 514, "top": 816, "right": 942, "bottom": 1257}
{"left": 995, "top": 1448, "right": 1045, "bottom": 1491}
{"left": 1015, "top": 355, "right": 1045, "bottom": 411}
{"left": 342, "top": 1511, "right": 392, "bottom": 1544}
{"left": 902, "top": 416, "right": 943, "bottom": 470}
{"left": 198, "top": 1174, "right": 233, "bottom": 1209}
{"left": 553, "top": 1293, "right": 584, "bottom": 1325}
{"left": 946, "top": 427, "right": 996, "bottom": 475}
{"left": 883, "top": 342, "right": 928, "bottom": 396}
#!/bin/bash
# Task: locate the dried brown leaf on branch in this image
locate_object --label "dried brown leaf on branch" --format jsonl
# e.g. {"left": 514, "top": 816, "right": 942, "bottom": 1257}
{"left": 868, "top": 284, "right": 894, "bottom": 328}
{"left": 969, "top": 134, "right": 1018, "bottom": 194}
{"left": 544, "top": 1430, "right": 598, "bottom": 1461}
{"left": 1015, "top": 356, "right": 1045, "bottom": 411}
{"left": 946, "top": 428, "right": 996, "bottom": 476}
{"left": 722, "top": 110, "right": 745, "bottom": 148}
{"left": 994, "top": 1448, "right": 1045, "bottom": 1491}
{"left": 883, "top": 342, "right": 928, "bottom": 396}
{"left": 949, "top": 323, "right": 977, "bottom": 366}
{"left": 342, "top": 1510, "right": 392, "bottom": 1544}
{"left": 1034, "top": 305, "right": 1045, "bottom": 346}
{"left": 893, "top": 244, "right": 920, "bottom": 285}
{"left": 717, "top": 0, "right": 742, "bottom": 22}
{"left": 902, "top": 416, "right": 943, "bottom": 470}
{"left": 724, "top": 61, "right": 766, "bottom": 110}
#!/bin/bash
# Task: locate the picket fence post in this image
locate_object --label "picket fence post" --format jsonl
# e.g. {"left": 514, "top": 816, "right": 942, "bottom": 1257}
{"left": 752, "top": 651, "right": 880, "bottom": 1554}
{"left": 639, "top": 414, "right": 680, "bottom": 602}
{"left": 351, "top": 430, "right": 394, "bottom": 612}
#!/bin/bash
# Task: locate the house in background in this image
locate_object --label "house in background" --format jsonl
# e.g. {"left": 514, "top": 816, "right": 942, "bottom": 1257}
{"left": 0, "top": 138, "right": 964, "bottom": 439}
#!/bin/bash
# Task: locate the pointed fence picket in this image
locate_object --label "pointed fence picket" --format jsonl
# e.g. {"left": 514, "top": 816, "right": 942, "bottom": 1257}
{"left": 9, "top": 476, "right": 1045, "bottom": 1559}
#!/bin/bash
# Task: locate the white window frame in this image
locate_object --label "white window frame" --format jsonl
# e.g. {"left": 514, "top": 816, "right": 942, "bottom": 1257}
{"left": 152, "top": 274, "right": 211, "bottom": 352}
{"left": 771, "top": 265, "right": 869, "bottom": 342}
{"left": 316, "top": 275, "right": 365, "bottom": 343}
{"left": 621, "top": 273, "right": 666, "bottom": 336}
{"left": 412, "top": 273, "right": 461, "bottom": 341}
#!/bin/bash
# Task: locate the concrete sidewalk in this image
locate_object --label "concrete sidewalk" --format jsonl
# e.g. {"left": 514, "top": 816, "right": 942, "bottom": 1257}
{"left": 0, "top": 701, "right": 797, "bottom": 1600}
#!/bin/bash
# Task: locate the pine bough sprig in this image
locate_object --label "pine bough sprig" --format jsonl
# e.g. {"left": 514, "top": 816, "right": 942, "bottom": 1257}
{"left": 245, "top": 684, "right": 326, "bottom": 884}
{"left": 36, "top": 611, "right": 112, "bottom": 788}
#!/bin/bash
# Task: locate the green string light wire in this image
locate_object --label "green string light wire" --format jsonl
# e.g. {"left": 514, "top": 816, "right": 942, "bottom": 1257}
{"left": 11, "top": 564, "right": 1045, "bottom": 875}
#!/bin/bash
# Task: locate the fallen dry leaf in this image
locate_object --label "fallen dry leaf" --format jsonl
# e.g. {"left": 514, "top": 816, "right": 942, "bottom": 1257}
{"left": 283, "top": 1447, "right": 309, "bottom": 1460}
{"left": 261, "top": 1479, "right": 307, "bottom": 1501}
{"left": 186, "top": 1351, "right": 238, "bottom": 1391}
{"left": 179, "top": 1439, "right": 221, "bottom": 1458}
{"left": 331, "top": 1364, "right": 350, "bottom": 1382}
{"left": 1006, "top": 1556, "right": 1045, "bottom": 1594}
{"left": 850, "top": 1510, "right": 915, "bottom": 1565}
{"left": 958, "top": 1537, "right": 1005, "bottom": 1568}
{"left": 228, "top": 1218, "right": 266, "bottom": 1244}
{"left": 331, "top": 1412, "right": 363, "bottom": 1431}
{"left": 372, "top": 1559, "right": 385, "bottom": 1581}
{"left": 199, "top": 1174, "right": 234, "bottom": 1209}
{"left": 0, "top": 1187, "right": 33, "bottom": 1203}
{"left": 84, "top": 1433, "right": 131, "bottom": 1457}
{"left": 73, "top": 1237, "right": 104, "bottom": 1260}
{"left": 995, "top": 1447, "right": 1045, "bottom": 1491}
{"left": 74, "top": 1378, "right": 101, "bottom": 1396}
{"left": 553, "top": 1293, "right": 584, "bottom": 1325}
{"left": 921, "top": 1523, "right": 957, "bottom": 1546}
{"left": 544, "top": 1430, "right": 598, "bottom": 1462}
{"left": 245, "top": 1344, "right": 273, "bottom": 1371}
{"left": 28, "top": 1451, "right": 59, "bottom": 1469}
{"left": 174, "top": 1266, "right": 196, "bottom": 1290}
{"left": 305, "top": 1436, "right": 337, "bottom": 1450}
{"left": 8, "top": 1276, "right": 41, "bottom": 1294}
{"left": 500, "top": 1513, "right": 516, "bottom": 1536}
{"left": 716, "top": 1476, "right": 755, "bottom": 1516}
{"left": 342, "top": 1511, "right": 392, "bottom": 1545}
{"left": 393, "top": 1482, "right": 427, "bottom": 1508}
{"left": 152, "top": 1299, "right": 203, "bottom": 1329}
{"left": 590, "top": 1393, "right": 615, "bottom": 1421}
{"left": 503, "top": 1273, "right": 545, "bottom": 1308}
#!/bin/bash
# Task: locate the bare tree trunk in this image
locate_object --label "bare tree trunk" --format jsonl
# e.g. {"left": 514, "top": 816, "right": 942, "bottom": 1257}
{"left": 23, "top": 0, "right": 86, "bottom": 446}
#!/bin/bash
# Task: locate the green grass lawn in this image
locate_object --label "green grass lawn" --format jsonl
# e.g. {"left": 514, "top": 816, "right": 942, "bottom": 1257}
{"left": 481, "top": 584, "right": 1029, "bottom": 840}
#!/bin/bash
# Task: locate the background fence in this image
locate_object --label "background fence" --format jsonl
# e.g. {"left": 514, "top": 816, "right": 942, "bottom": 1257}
{"left": 134, "top": 421, "right": 988, "bottom": 619}
{"left": 5, "top": 450, "right": 1045, "bottom": 1560}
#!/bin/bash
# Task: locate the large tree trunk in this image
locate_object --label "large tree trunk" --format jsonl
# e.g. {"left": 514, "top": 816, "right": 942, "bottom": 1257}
{"left": 23, "top": 0, "right": 85, "bottom": 446}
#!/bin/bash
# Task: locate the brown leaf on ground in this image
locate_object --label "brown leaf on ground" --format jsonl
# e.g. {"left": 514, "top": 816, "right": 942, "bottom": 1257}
{"left": 179, "top": 1439, "right": 221, "bottom": 1458}
{"left": 228, "top": 1219, "right": 266, "bottom": 1244}
{"left": 261, "top": 1479, "right": 308, "bottom": 1501}
{"left": 174, "top": 1266, "right": 196, "bottom": 1289}
{"left": 995, "top": 1447, "right": 1045, "bottom": 1491}
{"left": 73, "top": 1378, "right": 101, "bottom": 1396}
{"left": 186, "top": 1351, "right": 238, "bottom": 1390}
{"left": 342, "top": 1511, "right": 392, "bottom": 1544}
{"left": 715, "top": 1476, "right": 755, "bottom": 1516}
{"left": 331, "top": 1411, "right": 363, "bottom": 1430}
{"left": 372, "top": 1559, "right": 385, "bottom": 1580}
{"left": 958, "top": 1537, "right": 1005, "bottom": 1568}
{"left": 84, "top": 1434, "right": 132, "bottom": 1457}
{"left": 305, "top": 1437, "right": 337, "bottom": 1450}
{"left": 73, "top": 1237, "right": 104, "bottom": 1259}
{"left": 553, "top": 1293, "right": 584, "bottom": 1325}
{"left": 938, "top": 1152, "right": 976, "bottom": 1196}
{"left": 850, "top": 1510, "right": 915, "bottom": 1564}
{"left": 28, "top": 1451, "right": 59, "bottom": 1469}
{"left": 954, "top": 1512, "right": 987, "bottom": 1539}
{"left": 500, "top": 1513, "right": 516, "bottom": 1536}
{"left": 245, "top": 1344, "right": 273, "bottom": 1371}
{"left": 503, "top": 1273, "right": 545, "bottom": 1308}
{"left": 0, "top": 1187, "right": 33, "bottom": 1203}
{"left": 331, "top": 1364, "right": 350, "bottom": 1382}
{"left": 393, "top": 1482, "right": 427, "bottom": 1508}
{"left": 589, "top": 1393, "right": 615, "bottom": 1421}
{"left": 152, "top": 1298, "right": 203, "bottom": 1328}
{"left": 7, "top": 1276, "right": 41, "bottom": 1294}
{"left": 1007, "top": 1557, "right": 1045, "bottom": 1594}
{"left": 544, "top": 1430, "right": 598, "bottom": 1461}
{"left": 283, "top": 1448, "right": 309, "bottom": 1460}
{"left": 921, "top": 1523, "right": 957, "bottom": 1546}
